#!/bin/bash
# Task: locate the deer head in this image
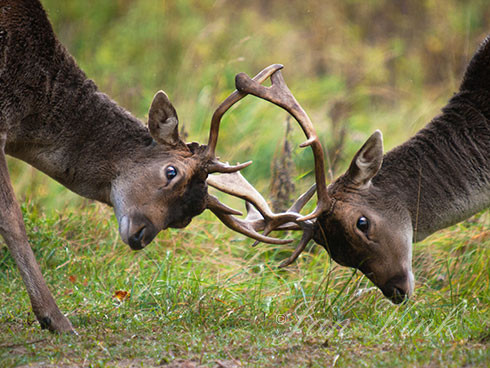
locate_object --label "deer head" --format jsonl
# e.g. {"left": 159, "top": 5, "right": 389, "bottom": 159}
{"left": 214, "top": 67, "right": 414, "bottom": 304}
{"left": 313, "top": 131, "right": 414, "bottom": 303}
{"left": 110, "top": 65, "right": 292, "bottom": 250}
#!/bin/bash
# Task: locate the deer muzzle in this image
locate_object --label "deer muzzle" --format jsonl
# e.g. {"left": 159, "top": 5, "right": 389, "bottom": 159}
{"left": 118, "top": 214, "right": 158, "bottom": 250}
{"left": 381, "top": 271, "right": 414, "bottom": 304}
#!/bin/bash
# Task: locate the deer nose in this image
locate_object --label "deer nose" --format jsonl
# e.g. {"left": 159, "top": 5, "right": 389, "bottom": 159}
{"left": 128, "top": 227, "right": 146, "bottom": 250}
{"left": 384, "top": 272, "right": 414, "bottom": 304}
{"left": 391, "top": 286, "right": 408, "bottom": 304}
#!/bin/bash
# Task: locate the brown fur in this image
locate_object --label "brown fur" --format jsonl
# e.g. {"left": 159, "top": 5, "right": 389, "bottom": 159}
{"left": 313, "top": 37, "right": 490, "bottom": 303}
{"left": 0, "top": 0, "right": 218, "bottom": 332}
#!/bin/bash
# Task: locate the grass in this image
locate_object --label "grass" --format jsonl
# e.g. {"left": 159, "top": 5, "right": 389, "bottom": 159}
{"left": 0, "top": 199, "right": 488, "bottom": 367}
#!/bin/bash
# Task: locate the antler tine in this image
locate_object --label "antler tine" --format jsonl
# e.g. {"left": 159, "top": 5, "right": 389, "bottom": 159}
{"left": 208, "top": 171, "right": 302, "bottom": 232}
{"left": 207, "top": 160, "right": 252, "bottom": 174}
{"left": 206, "top": 195, "right": 292, "bottom": 245}
{"left": 248, "top": 184, "right": 317, "bottom": 247}
{"left": 277, "top": 226, "right": 316, "bottom": 268}
{"left": 205, "top": 64, "right": 284, "bottom": 174}
{"left": 235, "top": 70, "right": 330, "bottom": 221}
{"left": 288, "top": 184, "right": 316, "bottom": 214}
{"left": 246, "top": 201, "right": 316, "bottom": 267}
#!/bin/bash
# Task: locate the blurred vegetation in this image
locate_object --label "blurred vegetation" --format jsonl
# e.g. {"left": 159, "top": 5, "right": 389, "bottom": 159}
{"left": 7, "top": 0, "right": 490, "bottom": 210}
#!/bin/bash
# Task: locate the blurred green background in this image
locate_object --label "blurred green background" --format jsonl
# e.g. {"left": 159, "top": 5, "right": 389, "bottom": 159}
{"left": 8, "top": 0, "right": 490, "bottom": 210}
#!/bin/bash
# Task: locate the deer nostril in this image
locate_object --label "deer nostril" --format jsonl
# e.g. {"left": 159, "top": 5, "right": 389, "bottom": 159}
{"left": 392, "top": 287, "right": 408, "bottom": 304}
{"left": 128, "top": 227, "right": 146, "bottom": 250}
{"left": 134, "top": 227, "right": 145, "bottom": 241}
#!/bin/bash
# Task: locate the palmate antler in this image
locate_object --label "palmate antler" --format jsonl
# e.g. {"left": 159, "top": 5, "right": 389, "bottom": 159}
{"left": 206, "top": 65, "right": 332, "bottom": 266}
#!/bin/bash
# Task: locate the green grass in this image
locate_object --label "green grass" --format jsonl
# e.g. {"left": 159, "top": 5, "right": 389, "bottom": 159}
{"left": 0, "top": 200, "right": 488, "bottom": 367}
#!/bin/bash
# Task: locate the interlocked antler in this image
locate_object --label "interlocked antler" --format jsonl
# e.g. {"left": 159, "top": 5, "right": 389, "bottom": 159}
{"left": 205, "top": 65, "right": 331, "bottom": 264}
{"left": 234, "top": 67, "right": 333, "bottom": 266}
{"left": 208, "top": 171, "right": 318, "bottom": 267}
{"left": 207, "top": 66, "right": 332, "bottom": 266}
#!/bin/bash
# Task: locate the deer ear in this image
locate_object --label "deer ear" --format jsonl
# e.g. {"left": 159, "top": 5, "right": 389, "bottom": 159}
{"left": 148, "top": 90, "right": 182, "bottom": 147}
{"left": 344, "top": 130, "right": 384, "bottom": 189}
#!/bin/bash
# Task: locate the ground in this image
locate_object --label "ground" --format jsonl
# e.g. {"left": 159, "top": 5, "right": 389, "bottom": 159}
{"left": 0, "top": 203, "right": 488, "bottom": 367}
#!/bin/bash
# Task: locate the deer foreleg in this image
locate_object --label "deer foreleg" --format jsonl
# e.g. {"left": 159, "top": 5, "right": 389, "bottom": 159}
{"left": 0, "top": 134, "right": 74, "bottom": 333}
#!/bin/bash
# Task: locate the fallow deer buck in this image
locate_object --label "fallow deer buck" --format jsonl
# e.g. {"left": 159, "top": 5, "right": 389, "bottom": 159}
{"left": 0, "top": 0, "right": 293, "bottom": 333}
{"left": 209, "top": 36, "right": 490, "bottom": 304}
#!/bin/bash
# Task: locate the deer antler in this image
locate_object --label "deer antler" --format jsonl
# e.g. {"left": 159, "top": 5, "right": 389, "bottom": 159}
{"left": 207, "top": 66, "right": 333, "bottom": 266}
{"left": 205, "top": 65, "right": 294, "bottom": 245}
{"left": 234, "top": 69, "right": 330, "bottom": 221}
{"left": 208, "top": 171, "right": 318, "bottom": 267}
{"left": 204, "top": 64, "right": 284, "bottom": 174}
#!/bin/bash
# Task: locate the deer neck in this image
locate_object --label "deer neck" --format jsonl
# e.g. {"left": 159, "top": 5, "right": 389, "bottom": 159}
{"left": 5, "top": 43, "right": 153, "bottom": 205}
{"left": 372, "top": 91, "right": 490, "bottom": 241}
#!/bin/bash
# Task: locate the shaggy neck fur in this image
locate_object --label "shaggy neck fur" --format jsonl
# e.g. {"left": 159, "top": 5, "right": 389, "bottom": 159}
{"left": 1, "top": 0, "right": 153, "bottom": 203}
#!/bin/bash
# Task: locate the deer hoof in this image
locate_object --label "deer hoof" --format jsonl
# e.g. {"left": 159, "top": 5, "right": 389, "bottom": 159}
{"left": 39, "top": 312, "right": 75, "bottom": 334}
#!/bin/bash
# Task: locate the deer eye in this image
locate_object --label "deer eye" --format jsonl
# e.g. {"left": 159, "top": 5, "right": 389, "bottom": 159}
{"left": 165, "top": 166, "right": 178, "bottom": 181}
{"left": 356, "top": 216, "right": 369, "bottom": 233}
